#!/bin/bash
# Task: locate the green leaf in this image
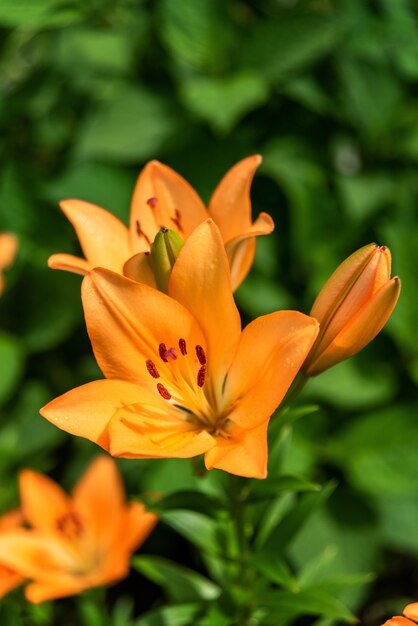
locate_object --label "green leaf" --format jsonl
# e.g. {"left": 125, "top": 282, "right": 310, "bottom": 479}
{"left": 0, "top": 331, "right": 24, "bottom": 405}
{"left": 261, "top": 588, "right": 355, "bottom": 623}
{"left": 0, "top": 0, "right": 80, "bottom": 28}
{"left": 158, "top": 0, "right": 230, "bottom": 74}
{"left": 242, "top": 12, "right": 342, "bottom": 83}
{"left": 134, "top": 604, "right": 202, "bottom": 626}
{"left": 332, "top": 403, "right": 418, "bottom": 498}
{"left": 181, "top": 73, "right": 268, "bottom": 133}
{"left": 256, "top": 482, "right": 336, "bottom": 556}
{"left": 247, "top": 475, "right": 320, "bottom": 504}
{"left": 304, "top": 358, "right": 397, "bottom": 411}
{"left": 161, "top": 510, "right": 221, "bottom": 554}
{"left": 147, "top": 490, "right": 225, "bottom": 516}
{"left": 133, "top": 555, "right": 221, "bottom": 602}
{"left": 77, "top": 87, "right": 184, "bottom": 163}
{"left": 16, "top": 381, "right": 64, "bottom": 455}
{"left": 45, "top": 162, "right": 136, "bottom": 224}
{"left": 16, "top": 268, "right": 82, "bottom": 353}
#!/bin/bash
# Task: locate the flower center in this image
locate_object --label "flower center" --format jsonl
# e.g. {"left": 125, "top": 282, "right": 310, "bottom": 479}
{"left": 56, "top": 510, "right": 84, "bottom": 540}
{"left": 145, "top": 338, "right": 220, "bottom": 430}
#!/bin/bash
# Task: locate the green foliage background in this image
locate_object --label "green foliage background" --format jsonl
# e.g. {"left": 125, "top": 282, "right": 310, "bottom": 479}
{"left": 0, "top": 0, "right": 417, "bottom": 624}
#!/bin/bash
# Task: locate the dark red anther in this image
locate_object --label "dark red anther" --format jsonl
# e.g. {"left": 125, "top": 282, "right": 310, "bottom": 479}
{"left": 157, "top": 383, "right": 172, "bottom": 400}
{"left": 164, "top": 347, "right": 177, "bottom": 360}
{"left": 159, "top": 343, "right": 168, "bottom": 362}
{"left": 195, "top": 345, "right": 206, "bottom": 365}
{"left": 197, "top": 365, "right": 206, "bottom": 388}
{"left": 56, "top": 511, "right": 83, "bottom": 538}
{"left": 380, "top": 245, "right": 387, "bottom": 252}
{"left": 146, "top": 360, "right": 160, "bottom": 379}
{"left": 146, "top": 197, "right": 158, "bottom": 209}
{"left": 179, "top": 338, "right": 187, "bottom": 355}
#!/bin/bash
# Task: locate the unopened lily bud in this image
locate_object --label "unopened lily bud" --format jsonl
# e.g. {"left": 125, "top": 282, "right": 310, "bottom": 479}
{"left": 151, "top": 227, "right": 184, "bottom": 293}
{"left": 303, "top": 243, "right": 401, "bottom": 376}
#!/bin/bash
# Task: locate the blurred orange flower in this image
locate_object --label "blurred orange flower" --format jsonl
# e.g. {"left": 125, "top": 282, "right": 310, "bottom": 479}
{"left": 41, "top": 221, "right": 318, "bottom": 479}
{"left": 48, "top": 156, "right": 274, "bottom": 290}
{"left": 0, "top": 456, "right": 157, "bottom": 603}
{"left": 0, "top": 233, "right": 18, "bottom": 296}
{"left": 303, "top": 243, "right": 400, "bottom": 376}
{"left": 0, "top": 510, "right": 25, "bottom": 598}
{"left": 382, "top": 602, "right": 418, "bottom": 626}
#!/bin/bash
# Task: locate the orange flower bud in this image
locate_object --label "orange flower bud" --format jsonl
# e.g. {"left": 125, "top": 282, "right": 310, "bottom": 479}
{"left": 382, "top": 618, "right": 415, "bottom": 626}
{"left": 303, "top": 243, "right": 401, "bottom": 376}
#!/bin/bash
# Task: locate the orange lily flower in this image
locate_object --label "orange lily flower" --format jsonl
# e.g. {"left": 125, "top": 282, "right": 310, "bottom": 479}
{"left": 382, "top": 602, "right": 418, "bottom": 626}
{"left": 41, "top": 221, "right": 318, "bottom": 479}
{"left": 0, "top": 233, "right": 18, "bottom": 296}
{"left": 303, "top": 243, "right": 400, "bottom": 376}
{"left": 48, "top": 156, "right": 274, "bottom": 290}
{"left": 0, "top": 456, "right": 157, "bottom": 603}
{"left": 0, "top": 510, "right": 25, "bottom": 598}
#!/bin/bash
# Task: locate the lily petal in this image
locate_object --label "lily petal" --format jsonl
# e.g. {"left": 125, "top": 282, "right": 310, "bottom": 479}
{"left": 0, "top": 233, "right": 18, "bottom": 270}
{"left": 40, "top": 380, "right": 145, "bottom": 450}
{"left": 72, "top": 456, "right": 125, "bottom": 549}
{"left": 0, "top": 568, "right": 24, "bottom": 598}
{"left": 225, "top": 212, "right": 274, "bottom": 290}
{"left": 19, "top": 471, "right": 71, "bottom": 534}
{"left": 48, "top": 253, "right": 91, "bottom": 275}
{"left": 129, "top": 161, "right": 207, "bottom": 251}
{"left": 82, "top": 269, "right": 206, "bottom": 384}
{"left": 209, "top": 155, "right": 263, "bottom": 240}
{"left": 58, "top": 200, "right": 131, "bottom": 273}
{"left": 204, "top": 420, "right": 268, "bottom": 479}
{"left": 109, "top": 404, "right": 215, "bottom": 459}
{"left": 122, "top": 501, "right": 158, "bottom": 553}
{"left": 169, "top": 220, "right": 241, "bottom": 388}
{"left": 123, "top": 252, "right": 157, "bottom": 287}
{"left": 224, "top": 311, "right": 319, "bottom": 429}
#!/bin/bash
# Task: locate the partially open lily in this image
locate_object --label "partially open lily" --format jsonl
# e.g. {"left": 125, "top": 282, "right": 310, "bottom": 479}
{"left": 0, "top": 456, "right": 157, "bottom": 603}
{"left": 48, "top": 156, "right": 274, "bottom": 290}
{"left": 41, "top": 221, "right": 318, "bottom": 479}
{"left": 0, "top": 233, "right": 18, "bottom": 296}
{"left": 0, "top": 510, "right": 25, "bottom": 598}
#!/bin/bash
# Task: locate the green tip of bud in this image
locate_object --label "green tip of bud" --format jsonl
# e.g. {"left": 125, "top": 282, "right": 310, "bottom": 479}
{"left": 151, "top": 227, "right": 184, "bottom": 293}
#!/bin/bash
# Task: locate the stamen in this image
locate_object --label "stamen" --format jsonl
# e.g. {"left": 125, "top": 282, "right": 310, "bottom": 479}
{"left": 157, "top": 383, "right": 172, "bottom": 400}
{"left": 135, "top": 220, "right": 152, "bottom": 246}
{"left": 171, "top": 209, "right": 184, "bottom": 233}
{"left": 147, "top": 197, "right": 158, "bottom": 209}
{"left": 164, "top": 347, "right": 177, "bottom": 360}
{"left": 56, "top": 511, "right": 83, "bottom": 538}
{"left": 197, "top": 365, "right": 206, "bottom": 388}
{"left": 159, "top": 343, "right": 168, "bottom": 362}
{"left": 179, "top": 338, "right": 187, "bottom": 355}
{"left": 146, "top": 360, "right": 160, "bottom": 379}
{"left": 195, "top": 345, "right": 206, "bottom": 365}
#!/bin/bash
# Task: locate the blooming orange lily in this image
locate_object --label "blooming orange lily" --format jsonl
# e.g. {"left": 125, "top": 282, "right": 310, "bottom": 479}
{"left": 382, "top": 603, "right": 418, "bottom": 626}
{"left": 0, "top": 510, "right": 25, "bottom": 598}
{"left": 48, "top": 156, "right": 274, "bottom": 290}
{"left": 0, "top": 233, "right": 18, "bottom": 296}
{"left": 303, "top": 243, "right": 400, "bottom": 376}
{"left": 0, "top": 456, "right": 157, "bottom": 603}
{"left": 41, "top": 221, "right": 318, "bottom": 479}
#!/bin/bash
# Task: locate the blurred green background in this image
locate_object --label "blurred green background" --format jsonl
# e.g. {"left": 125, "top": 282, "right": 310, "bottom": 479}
{"left": 0, "top": 0, "right": 417, "bottom": 624}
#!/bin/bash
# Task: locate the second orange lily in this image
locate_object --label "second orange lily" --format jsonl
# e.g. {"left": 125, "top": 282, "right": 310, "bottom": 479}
{"left": 48, "top": 156, "right": 274, "bottom": 290}
{"left": 42, "top": 221, "right": 318, "bottom": 479}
